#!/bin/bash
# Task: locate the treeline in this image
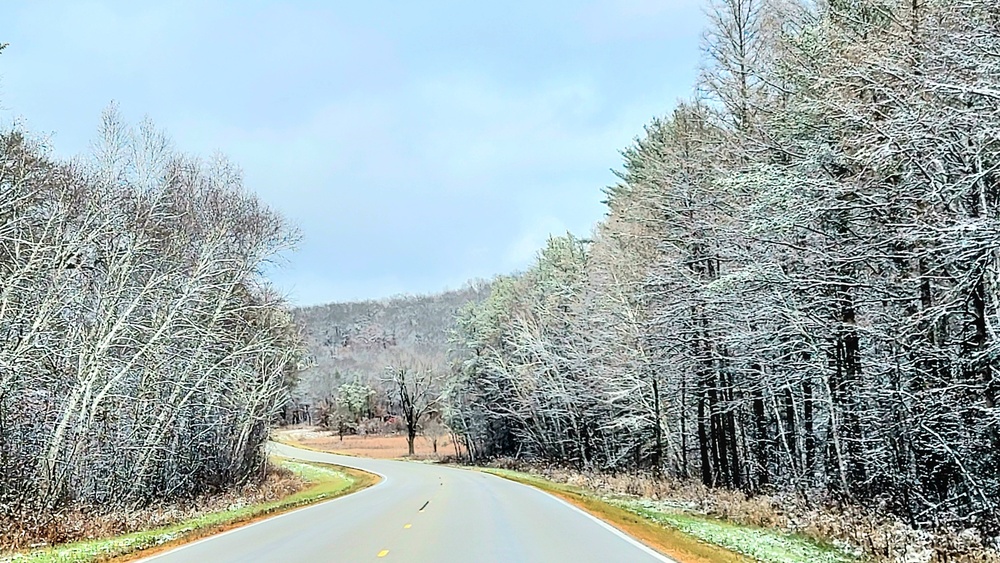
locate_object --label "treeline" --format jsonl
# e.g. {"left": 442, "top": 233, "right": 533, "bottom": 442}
{"left": 447, "top": 0, "right": 1000, "bottom": 536}
{"left": 0, "top": 107, "right": 300, "bottom": 514}
{"left": 286, "top": 285, "right": 488, "bottom": 428}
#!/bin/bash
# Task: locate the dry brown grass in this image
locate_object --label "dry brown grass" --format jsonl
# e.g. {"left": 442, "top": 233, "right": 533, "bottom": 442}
{"left": 0, "top": 463, "right": 306, "bottom": 553}
{"left": 277, "top": 427, "right": 461, "bottom": 460}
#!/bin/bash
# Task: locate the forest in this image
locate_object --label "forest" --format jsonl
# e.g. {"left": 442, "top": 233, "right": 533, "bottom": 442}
{"left": 0, "top": 106, "right": 301, "bottom": 530}
{"left": 286, "top": 286, "right": 487, "bottom": 449}
{"left": 445, "top": 0, "right": 1000, "bottom": 540}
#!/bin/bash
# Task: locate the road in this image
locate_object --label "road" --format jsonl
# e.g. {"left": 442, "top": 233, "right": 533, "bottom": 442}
{"left": 141, "top": 442, "right": 674, "bottom": 563}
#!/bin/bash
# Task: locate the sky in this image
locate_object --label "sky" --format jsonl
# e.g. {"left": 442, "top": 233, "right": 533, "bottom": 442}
{"left": 0, "top": 0, "right": 705, "bottom": 306}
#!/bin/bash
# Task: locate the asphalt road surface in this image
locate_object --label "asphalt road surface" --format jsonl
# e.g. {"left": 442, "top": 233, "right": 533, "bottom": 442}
{"left": 140, "top": 442, "right": 675, "bottom": 563}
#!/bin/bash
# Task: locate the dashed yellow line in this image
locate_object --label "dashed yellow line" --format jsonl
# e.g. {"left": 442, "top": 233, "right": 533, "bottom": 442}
{"left": 377, "top": 549, "right": 389, "bottom": 557}
{"left": 403, "top": 523, "right": 412, "bottom": 529}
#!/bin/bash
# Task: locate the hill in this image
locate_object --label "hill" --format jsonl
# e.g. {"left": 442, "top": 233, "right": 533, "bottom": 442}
{"left": 285, "top": 282, "right": 490, "bottom": 423}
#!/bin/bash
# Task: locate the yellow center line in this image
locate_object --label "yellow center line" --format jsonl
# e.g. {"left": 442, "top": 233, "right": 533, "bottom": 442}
{"left": 377, "top": 549, "right": 390, "bottom": 557}
{"left": 403, "top": 523, "right": 412, "bottom": 529}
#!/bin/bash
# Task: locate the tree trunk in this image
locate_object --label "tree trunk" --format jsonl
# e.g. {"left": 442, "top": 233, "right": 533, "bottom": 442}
{"left": 652, "top": 376, "right": 663, "bottom": 473}
{"left": 751, "top": 384, "right": 770, "bottom": 489}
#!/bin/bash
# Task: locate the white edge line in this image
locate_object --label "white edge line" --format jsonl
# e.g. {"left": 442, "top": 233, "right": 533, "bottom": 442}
{"left": 137, "top": 445, "right": 389, "bottom": 562}
{"left": 485, "top": 473, "right": 678, "bottom": 563}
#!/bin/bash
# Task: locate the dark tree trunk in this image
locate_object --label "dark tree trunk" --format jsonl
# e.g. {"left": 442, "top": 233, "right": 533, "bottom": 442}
{"left": 751, "top": 384, "right": 770, "bottom": 489}
{"left": 803, "top": 376, "right": 816, "bottom": 477}
{"left": 652, "top": 376, "right": 663, "bottom": 473}
{"left": 784, "top": 387, "right": 799, "bottom": 474}
{"left": 698, "top": 392, "right": 713, "bottom": 487}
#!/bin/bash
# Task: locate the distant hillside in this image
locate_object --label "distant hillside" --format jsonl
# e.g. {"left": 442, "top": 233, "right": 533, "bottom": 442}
{"left": 287, "top": 282, "right": 490, "bottom": 416}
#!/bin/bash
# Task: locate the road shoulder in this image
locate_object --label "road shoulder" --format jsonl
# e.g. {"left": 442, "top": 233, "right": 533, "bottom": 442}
{"left": 481, "top": 468, "right": 750, "bottom": 563}
{"left": 2, "top": 459, "right": 379, "bottom": 563}
{"left": 482, "top": 468, "right": 857, "bottom": 563}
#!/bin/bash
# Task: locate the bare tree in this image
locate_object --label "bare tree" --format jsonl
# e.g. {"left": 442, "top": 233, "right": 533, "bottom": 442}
{"left": 385, "top": 355, "right": 441, "bottom": 456}
{"left": 0, "top": 106, "right": 302, "bottom": 539}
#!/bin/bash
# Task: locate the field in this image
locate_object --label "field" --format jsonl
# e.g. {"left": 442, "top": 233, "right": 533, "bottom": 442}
{"left": 276, "top": 427, "right": 463, "bottom": 460}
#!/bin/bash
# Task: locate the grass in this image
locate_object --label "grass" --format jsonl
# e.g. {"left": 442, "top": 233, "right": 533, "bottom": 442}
{"left": 273, "top": 428, "right": 451, "bottom": 460}
{"left": 2, "top": 459, "right": 379, "bottom": 563}
{"left": 483, "top": 468, "right": 860, "bottom": 563}
{"left": 617, "top": 499, "right": 859, "bottom": 563}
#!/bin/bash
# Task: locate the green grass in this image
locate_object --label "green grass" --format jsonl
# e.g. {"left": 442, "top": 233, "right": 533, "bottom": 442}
{"left": 483, "top": 468, "right": 859, "bottom": 563}
{"left": 616, "top": 499, "right": 859, "bottom": 563}
{"left": 2, "top": 459, "right": 375, "bottom": 563}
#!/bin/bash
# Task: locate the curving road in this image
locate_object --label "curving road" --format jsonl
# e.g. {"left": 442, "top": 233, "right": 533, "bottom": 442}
{"left": 140, "top": 443, "right": 674, "bottom": 563}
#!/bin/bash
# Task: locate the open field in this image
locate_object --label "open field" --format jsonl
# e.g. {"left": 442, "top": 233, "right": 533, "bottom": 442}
{"left": 277, "top": 426, "right": 462, "bottom": 459}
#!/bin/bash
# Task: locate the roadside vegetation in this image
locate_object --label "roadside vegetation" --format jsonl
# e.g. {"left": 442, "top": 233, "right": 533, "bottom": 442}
{"left": 617, "top": 502, "right": 854, "bottom": 563}
{"left": 1, "top": 459, "right": 377, "bottom": 563}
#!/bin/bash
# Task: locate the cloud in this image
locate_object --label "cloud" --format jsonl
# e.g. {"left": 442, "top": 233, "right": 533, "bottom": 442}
{"left": 0, "top": 0, "right": 706, "bottom": 305}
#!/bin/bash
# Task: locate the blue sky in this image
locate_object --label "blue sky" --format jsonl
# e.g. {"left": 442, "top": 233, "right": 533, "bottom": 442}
{"left": 0, "top": 1, "right": 704, "bottom": 305}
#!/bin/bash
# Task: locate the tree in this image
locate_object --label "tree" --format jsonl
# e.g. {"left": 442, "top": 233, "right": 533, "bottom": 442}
{"left": 0, "top": 106, "right": 302, "bottom": 535}
{"left": 385, "top": 355, "right": 441, "bottom": 456}
{"left": 284, "top": 285, "right": 488, "bottom": 429}
{"left": 338, "top": 380, "right": 376, "bottom": 424}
